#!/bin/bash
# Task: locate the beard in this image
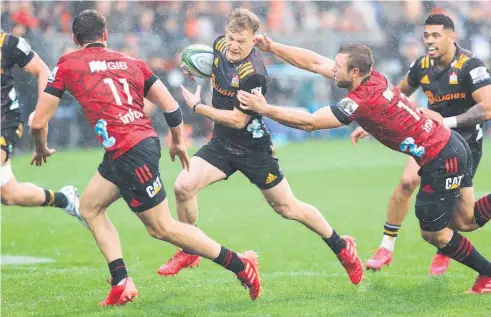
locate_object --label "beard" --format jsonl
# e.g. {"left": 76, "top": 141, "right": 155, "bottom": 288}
{"left": 335, "top": 79, "right": 352, "bottom": 89}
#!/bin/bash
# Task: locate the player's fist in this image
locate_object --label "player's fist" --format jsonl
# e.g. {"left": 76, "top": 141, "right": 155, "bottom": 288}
{"left": 254, "top": 34, "right": 275, "bottom": 52}
{"left": 351, "top": 127, "right": 370, "bottom": 146}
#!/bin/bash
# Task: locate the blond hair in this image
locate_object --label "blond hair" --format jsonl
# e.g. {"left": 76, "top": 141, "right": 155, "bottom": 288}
{"left": 226, "top": 8, "right": 260, "bottom": 34}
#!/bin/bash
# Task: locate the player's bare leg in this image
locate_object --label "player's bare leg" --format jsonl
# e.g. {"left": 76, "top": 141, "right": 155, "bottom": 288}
{"left": 421, "top": 225, "right": 491, "bottom": 294}
{"left": 367, "top": 157, "right": 425, "bottom": 271}
{"left": 158, "top": 157, "right": 226, "bottom": 276}
{"left": 1, "top": 150, "right": 82, "bottom": 223}
{"left": 138, "top": 197, "right": 261, "bottom": 300}
{"left": 261, "top": 178, "right": 363, "bottom": 285}
{"left": 451, "top": 187, "right": 491, "bottom": 232}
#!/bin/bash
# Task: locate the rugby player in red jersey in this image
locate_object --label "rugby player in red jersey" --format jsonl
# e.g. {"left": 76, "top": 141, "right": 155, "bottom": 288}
{"left": 30, "top": 10, "right": 262, "bottom": 305}
{"left": 237, "top": 39, "right": 491, "bottom": 294}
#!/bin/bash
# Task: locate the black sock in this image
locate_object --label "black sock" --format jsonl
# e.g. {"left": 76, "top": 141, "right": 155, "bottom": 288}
{"left": 41, "top": 189, "right": 68, "bottom": 208}
{"left": 323, "top": 230, "right": 346, "bottom": 255}
{"left": 384, "top": 222, "right": 401, "bottom": 238}
{"left": 108, "top": 258, "right": 128, "bottom": 285}
{"left": 213, "top": 246, "right": 245, "bottom": 274}
{"left": 438, "top": 231, "right": 491, "bottom": 276}
{"left": 474, "top": 194, "right": 491, "bottom": 227}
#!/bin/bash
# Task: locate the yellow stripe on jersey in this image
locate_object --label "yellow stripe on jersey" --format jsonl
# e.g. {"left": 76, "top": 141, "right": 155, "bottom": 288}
{"left": 455, "top": 54, "right": 469, "bottom": 70}
{"left": 237, "top": 61, "right": 252, "bottom": 72}
{"left": 421, "top": 56, "right": 430, "bottom": 69}
{"left": 239, "top": 69, "right": 255, "bottom": 79}
{"left": 0, "top": 33, "right": 6, "bottom": 48}
{"left": 239, "top": 64, "right": 254, "bottom": 75}
{"left": 216, "top": 38, "right": 226, "bottom": 52}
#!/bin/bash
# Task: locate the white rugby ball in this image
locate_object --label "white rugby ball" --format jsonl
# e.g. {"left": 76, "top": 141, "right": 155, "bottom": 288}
{"left": 181, "top": 44, "right": 214, "bottom": 78}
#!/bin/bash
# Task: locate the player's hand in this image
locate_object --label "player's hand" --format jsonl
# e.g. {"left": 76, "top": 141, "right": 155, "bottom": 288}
{"left": 420, "top": 108, "right": 443, "bottom": 124}
{"left": 31, "top": 146, "right": 56, "bottom": 166}
{"left": 237, "top": 89, "right": 268, "bottom": 114}
{"left": 180, "top": 85, "right": 201, "bottom": 110}
{"left": 180, "top": 63, "right": 196, "bottom": 83}
{"left": 169, "top": 142, "right": 190, "bottom": 171}
{"left": 350, "top": 127, "right": 370, "bottom": 146}
{"left": 254, "top": 34, "right": 275, "bottom": 52}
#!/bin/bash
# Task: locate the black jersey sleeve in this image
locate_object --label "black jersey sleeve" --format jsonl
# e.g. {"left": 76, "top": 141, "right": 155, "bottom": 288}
{"left": 7, "top": 34, "right": 35, "bottom": 68}
{"left": 461, "top": 58, "right": 491, "bottom": 94}
{"left": 237, "top": 73, "right": 267, "bottom": 115}
{"left": 406, "top": 56, "right": 424, "bottom": 88}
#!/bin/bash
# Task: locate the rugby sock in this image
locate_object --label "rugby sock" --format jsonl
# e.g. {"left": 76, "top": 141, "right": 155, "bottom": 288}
{"left": 474, "top": 194, "right": 491, "bottom": 227}
{"left": 41, "top": 189, "right": 68, "bottom": 208}
{"left": 213, "top": 246, "right": 245, "bottom": 274}
{"left": 323, "top": 230, "right": 346, "bottom": 255}
{"left": 438, "top": 231, "right": 491, "bottom": 276}
{"left": 108, "top": 258, "right": 128, "bottom": 286}
{"left": 380, "top": 222, "right": 400, "bottom": 252}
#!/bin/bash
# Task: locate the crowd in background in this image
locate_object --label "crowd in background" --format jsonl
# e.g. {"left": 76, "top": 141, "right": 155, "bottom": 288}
{"left": 1, "top": 1, "right": 490, "bottom": 150}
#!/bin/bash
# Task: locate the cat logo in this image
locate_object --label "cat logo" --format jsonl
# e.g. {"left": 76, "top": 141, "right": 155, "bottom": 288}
{"left": 445, "top": 175, "right": 463, "bottom": 190}
{"left": 420, "top": 75, "right": 430, "bottom": 84}
{"left": 231, "top": 74, "right": 239, "bottom": 87}
{"left": 214, "top": 58, "right": 219, "bottom": 68}
{"left": 449, "top": 72, "right": 458, "bottom": 84}
{"left": 265, "top": 173, "right": 277, "bottom": 185}
{"left": 146, "top": 176, "right": 162, "bottom": 198}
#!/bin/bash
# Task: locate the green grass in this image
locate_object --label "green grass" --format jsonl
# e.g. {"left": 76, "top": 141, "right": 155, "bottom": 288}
{"left": 2, "top": 140, "right": 491, "bottom": 317}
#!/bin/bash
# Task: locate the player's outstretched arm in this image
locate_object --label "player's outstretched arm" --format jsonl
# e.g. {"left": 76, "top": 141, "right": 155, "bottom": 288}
{"left": 255, "top": 34, "right": 334, "bottom": 79}
{"left": 146, "top": 79, "right": 190, "bottom": 170}
{"left": 444, "top": 85, "right": 491, "bottom": 128}
{"left": 30, "top": 93, "right": 60, "bottom": 166}
{"left": 180, "top": 85, "right": 250, "bottom": 129}
{"left": 23, "top": 53, "right": 50, "bottom": 99}
{"left": 397, "top": 75, "right": 419, "bottom": 98}
{"left": 237, "top": 90, "right": 344, "bottom": 131}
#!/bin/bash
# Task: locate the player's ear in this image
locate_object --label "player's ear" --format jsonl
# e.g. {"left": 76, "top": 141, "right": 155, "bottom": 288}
{"left": 72, "top": 34, "right": 79, "bottom": 46}
{"left": 450, "top": 31, "right": 457, "bottom": 42}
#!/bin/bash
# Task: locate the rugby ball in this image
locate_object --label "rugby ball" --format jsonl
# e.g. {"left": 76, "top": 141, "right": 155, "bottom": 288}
{"left": 181, "top": 44, "right": 214, "bottom": 78}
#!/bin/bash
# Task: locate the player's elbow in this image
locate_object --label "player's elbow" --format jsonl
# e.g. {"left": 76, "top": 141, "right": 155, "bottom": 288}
{"left": 231, "top": 118, "right": 248, "bottom": 129}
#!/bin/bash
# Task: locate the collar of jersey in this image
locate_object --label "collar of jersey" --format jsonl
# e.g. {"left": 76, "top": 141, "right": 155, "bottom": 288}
{"left": 85, "top": 43, "right": 105, "bottom": 49}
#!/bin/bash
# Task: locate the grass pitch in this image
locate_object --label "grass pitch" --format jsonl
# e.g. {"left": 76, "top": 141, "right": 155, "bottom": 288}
{"left": 2, "top": 140, "right": 490, "bottom": 317}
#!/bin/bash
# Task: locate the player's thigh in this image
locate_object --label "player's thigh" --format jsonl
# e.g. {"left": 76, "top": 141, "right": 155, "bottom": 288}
{"left": 450, "top": 186, "right": 476, "bottom": 231}
{"left": 234, "top": 147, "right": 284, "bottom": 190}
{"left": 261, "top": 177, "right": 295, "bottom": 208}
{"left": 134, "top": 197, "right": 174, "bottom": 237}
{"left": 174, "top": 156, "right": 227, "bottom": 194}
{"left": 80, "top": 171, "right": 121, "bottom": 217}
{"left": 111, "top": 137, "right": 168, "bottom": 213}
{"left": 0, "top": 159, "right": 19, "bottom": 203}
{"left": 415, "top": 132, "right": 470, "bottom": 232}
{"left": 398, "top": 156, "right": 421, "bottom": 190}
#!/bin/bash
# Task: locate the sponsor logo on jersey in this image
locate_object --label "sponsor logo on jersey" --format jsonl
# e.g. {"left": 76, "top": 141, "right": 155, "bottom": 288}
{"left": 445, "top": 175, "right": 463, "bottom": 190}
{"left": 231, "top": 74, "right": 239, "bottom": 88}
{"left": 449, "top": 72, "right": 458, "bottom": 84}
{"left": 118, "top": 108, "right": 144, "bottom": 124}
{"left": 420, "top": 75, "right": 430, "bottom": 84}
{"left": 89, "top": 60, "right": 128, "bottom": 73}
{"left": 469, "top": 66, "right": 490, "bottom": 85}
{"left": 211, "top": 73, "right": 236, "bottom": 97}
{"left": 424, "top": 91, "right": 467, "bottom": 105}
{"left": 337, "top": 97, "right": 359, "bottom": 116}
{"left": 146, "top": 176, "right": 162, "bottom": 198}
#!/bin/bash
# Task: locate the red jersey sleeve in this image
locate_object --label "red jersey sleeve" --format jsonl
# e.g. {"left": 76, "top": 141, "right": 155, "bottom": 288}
{"left": 44, "top": 57, "right": 69, "bottom": 98}
{"left": 138, "top": 59, "right": 159, "bottom": 96}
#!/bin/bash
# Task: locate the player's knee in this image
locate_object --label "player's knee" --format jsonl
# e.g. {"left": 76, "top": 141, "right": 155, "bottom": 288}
{"left": 398, "top": 174, "right": 420, "bottom": 194}
{"left": 174, "top": 179, "right": 197, "bottom": 201}
{"left": 1, "top": 189, "right": 17, "bottom": 205}
{"left": 147, "top": 222, "right": 176, "bottom": 242}
{"left": 270, "top": 200, "right": 298, "bottom": 220}
{"left": 420, "top": 230, "right": 447, "bottom": 248}
{"left": 79, "top": 199, "right": 105, "bottom": 220}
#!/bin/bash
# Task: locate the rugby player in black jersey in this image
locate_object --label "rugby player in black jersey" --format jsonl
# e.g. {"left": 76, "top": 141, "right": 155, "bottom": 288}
{"left": 352, "top": 14, "right": 491, "bottom": 278}
{"left": 157, "top": 8, "right": 364, "bottom": 286}
{"left": 0, "top": 31, "right": 81, "bottom": 220}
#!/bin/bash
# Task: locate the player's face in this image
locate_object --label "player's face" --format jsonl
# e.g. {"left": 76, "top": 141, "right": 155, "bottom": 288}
{"left": 423, "top": 25, "right": 455, "bottom": 60}
{"left": 225, "top": 28, "right": 256, "bottom": 63}
{"left": 333, "top": 53, "right": 353, "bottom": 89}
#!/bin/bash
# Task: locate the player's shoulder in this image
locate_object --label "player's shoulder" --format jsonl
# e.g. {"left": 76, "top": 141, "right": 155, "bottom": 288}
{"left": 237, "top": 49, "right": 267, "bottom": 82}
{"left": 411, "top": 54, "right": 431, "bottom": 70}
{"left": 214, "top": 35, "right": 226, "bottom": 53}
{"left": 455, "top": 47, "right": 486, "bottom": 72}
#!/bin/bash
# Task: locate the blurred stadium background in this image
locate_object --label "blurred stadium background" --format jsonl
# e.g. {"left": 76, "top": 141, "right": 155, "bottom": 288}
{"left": 2, "top": 0, "right": 490, "bottom": 152}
